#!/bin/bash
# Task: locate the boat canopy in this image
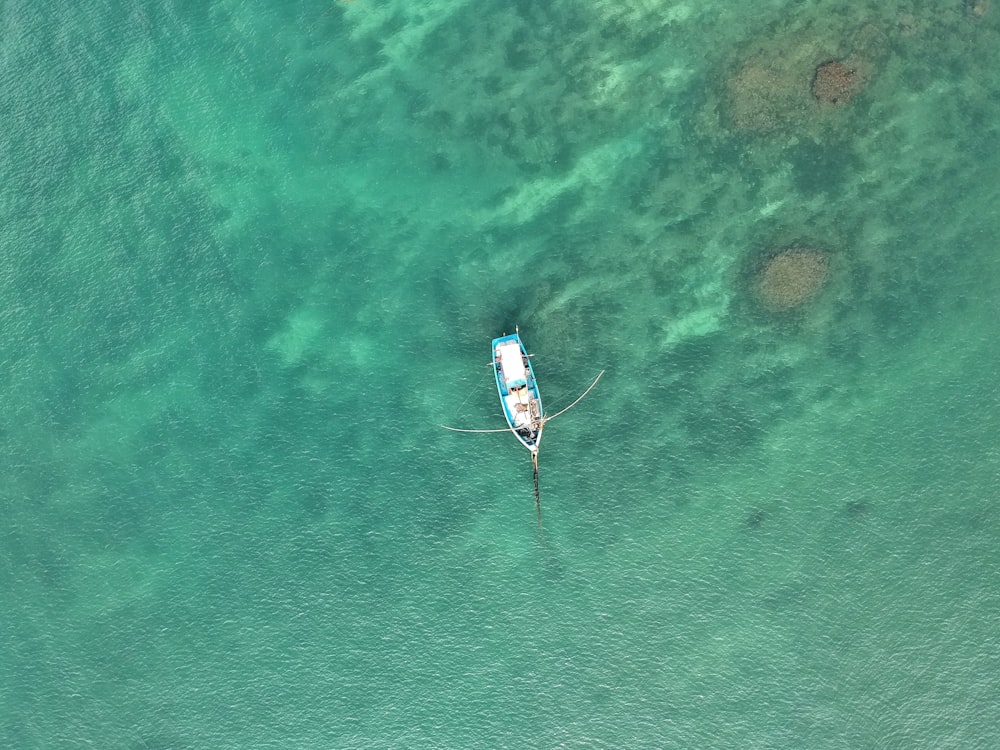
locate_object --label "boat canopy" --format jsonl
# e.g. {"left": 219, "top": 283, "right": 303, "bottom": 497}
{"left": 498, "top": 340, "right": 527, "bottom": 388}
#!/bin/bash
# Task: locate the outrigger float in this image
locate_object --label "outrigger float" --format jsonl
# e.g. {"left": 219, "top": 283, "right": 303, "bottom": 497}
{"left": 442, "top": 327, "right": 603, "bottom": 527}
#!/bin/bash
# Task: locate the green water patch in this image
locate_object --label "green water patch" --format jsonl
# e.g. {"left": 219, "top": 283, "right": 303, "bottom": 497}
{"left": 4, "top": 0, "right": 1000, "bottom": 747}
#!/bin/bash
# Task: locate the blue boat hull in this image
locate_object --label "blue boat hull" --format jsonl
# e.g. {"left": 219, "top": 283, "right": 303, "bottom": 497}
{"left": 492, "top": 332, "right": 543, "bottom": 452}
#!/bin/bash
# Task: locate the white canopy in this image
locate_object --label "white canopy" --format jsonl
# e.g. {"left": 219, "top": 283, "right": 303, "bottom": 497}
{"left": 498, "top": 341, "right": 527, "bottom": 386}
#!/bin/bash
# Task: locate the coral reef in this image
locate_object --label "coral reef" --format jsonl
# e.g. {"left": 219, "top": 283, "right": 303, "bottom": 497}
{"left": 718, "top": 23, "right": 887, "bottom": 135}
{"left": 398, "top": 4, "right": 672, "bottom": 176}
{"left": 726, "top": 61, "right": 810, "bottom": 132}
{"left": 812, "top": 60, "right": 865, "bottom": 104}
{"left": 755, "top": 248, "right": 829, "bottom": 311}
{"left": 966, "top": 0, "right": 991, "bottom": 18}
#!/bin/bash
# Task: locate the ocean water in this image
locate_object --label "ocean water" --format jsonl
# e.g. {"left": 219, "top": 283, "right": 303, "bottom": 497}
{"left": 2, "top": 0, "right": 999, "bottom": 747}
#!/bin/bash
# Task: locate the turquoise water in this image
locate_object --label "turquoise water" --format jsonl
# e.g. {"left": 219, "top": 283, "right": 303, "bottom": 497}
{"left": 2, "top": 0, "right": 999, "bottom": 747}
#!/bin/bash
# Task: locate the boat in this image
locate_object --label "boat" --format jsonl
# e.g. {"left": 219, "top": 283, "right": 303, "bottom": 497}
{"left": 442, "top": 327, "right": 604, "bottom": 526}
{"left": 492, "top": 331, "right": 544, "bottom": 453}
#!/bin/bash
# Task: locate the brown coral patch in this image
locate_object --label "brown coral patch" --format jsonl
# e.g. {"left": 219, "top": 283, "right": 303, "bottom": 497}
{"left": 717, "top": 23, "right": 886, "bottom": 135}
{"left": 755, "top": 248, "right": 829, "bottom": 311}
{"left": 812, "top": 60, "right": 865, "bottom": 104}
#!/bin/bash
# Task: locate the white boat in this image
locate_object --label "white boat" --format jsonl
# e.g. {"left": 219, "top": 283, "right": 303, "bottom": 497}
{"left": 443, "top": 327, "right": 603, "bottom": 526}
{"left": 491, "top": 331, "right": 543, "bottom": 453}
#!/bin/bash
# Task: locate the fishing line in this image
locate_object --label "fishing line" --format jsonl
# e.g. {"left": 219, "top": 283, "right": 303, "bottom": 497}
{"left": 532, "top": 451, "right": 542, "bottom": 530}
{"left": 450, "top": 365, "right": 493, "bottom": 423}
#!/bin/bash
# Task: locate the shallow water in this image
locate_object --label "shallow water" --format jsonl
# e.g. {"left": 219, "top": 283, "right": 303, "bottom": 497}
{"left": 2, "top": 1, "right": 999, "bottom": 747}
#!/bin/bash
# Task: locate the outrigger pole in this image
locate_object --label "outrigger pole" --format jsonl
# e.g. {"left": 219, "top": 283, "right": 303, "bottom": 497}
{"left": 442, "top": 370, "right": 605, "bottom": 527}
{"left": 543, "top": 370, "right": 604, "bottom": 421}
